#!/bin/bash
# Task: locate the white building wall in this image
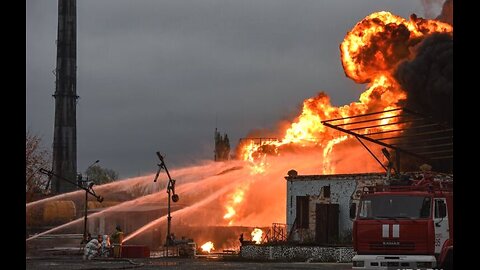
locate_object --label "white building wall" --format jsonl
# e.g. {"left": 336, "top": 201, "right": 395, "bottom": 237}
{"left": 286, "top": 173, "right": 386, "bottom": 241}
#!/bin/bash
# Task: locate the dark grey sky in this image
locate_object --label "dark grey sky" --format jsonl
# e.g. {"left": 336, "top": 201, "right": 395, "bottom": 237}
{"left": 27, "top": 0, "right": 432, "bottom": 179}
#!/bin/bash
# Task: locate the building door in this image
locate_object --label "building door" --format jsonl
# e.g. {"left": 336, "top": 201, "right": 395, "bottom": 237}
{"left": 315, "top": 203, "right": 339, "bottom": 244}
{"left": 296, "top": 196, "right": 310, "bottom": 229}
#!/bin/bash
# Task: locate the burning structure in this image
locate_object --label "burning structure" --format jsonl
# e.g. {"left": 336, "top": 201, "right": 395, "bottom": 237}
{"left": 240, "top": 8, "right": 453, "bottom": 258}
{"left": 238, "top": 8, "right": 453, "bottom": 257}
{"left": 27, "top": 4, "right": 453, "bottom": 260}
{"left": 237, "top": 10, "right": 452, "bottom": 175}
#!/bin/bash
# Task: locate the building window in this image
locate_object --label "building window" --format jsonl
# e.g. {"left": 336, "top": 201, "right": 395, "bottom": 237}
{"left": 296, "top": 196, "right": 309, "bottom": 229}
{"left": 323, "top": 185, "right": 331, "bottom": 198}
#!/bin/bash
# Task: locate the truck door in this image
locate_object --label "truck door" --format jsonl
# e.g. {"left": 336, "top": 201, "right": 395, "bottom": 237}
{"left": 433, "top": 198, "right": 449, "bottom": 254}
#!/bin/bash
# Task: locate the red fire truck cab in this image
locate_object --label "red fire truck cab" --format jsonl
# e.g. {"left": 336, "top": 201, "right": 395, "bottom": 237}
{"left": 350, "top": 176, "right": 453, "bottom": 270}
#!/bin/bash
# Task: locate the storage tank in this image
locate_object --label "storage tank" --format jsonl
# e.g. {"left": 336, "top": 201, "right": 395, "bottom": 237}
{"left": 26, "top": 201, "right": 76, "bottom": 227}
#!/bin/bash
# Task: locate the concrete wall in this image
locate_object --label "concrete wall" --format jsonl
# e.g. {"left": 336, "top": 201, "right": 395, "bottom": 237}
{"left": 240, "top": 244, "right": 355, "bottom": 262}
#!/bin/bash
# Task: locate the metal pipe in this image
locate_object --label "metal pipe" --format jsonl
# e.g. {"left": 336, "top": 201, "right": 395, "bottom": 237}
{"left": 358, "top": 123, "right": 452, "bottom": 137}
{"left": 39, "top": 168, "right": 103, "bottom": 201}
{"left": 376, "top": 129, "right": 453, "bottom": 141}
{"left": 321, "top": 122, "right": 425, "bottom": 159}
{"left": 415, "top": 149, "right": 453, "bottom": 156}
{"left": 334, "top": 114, "right": 407, "bottom": 127}
{"left": 429, "top": 156, "right": 454, "bottom": 160}
{"left": 322, "top": 107, "right": 402, "bottom": 123}
{"left": 362, "top": 128, "right": 406, "bottom": 136}
{"left": 345, "top": 118, "right": 421, "bottom": 131}
{"left": 390, "top": 136, "right": 453, "bottom": 146}
{"left": 400, "top": 143, "right": 453, "bottom": 150}
{"left": 355, "top": 137, "right": 388, "bottom": 172}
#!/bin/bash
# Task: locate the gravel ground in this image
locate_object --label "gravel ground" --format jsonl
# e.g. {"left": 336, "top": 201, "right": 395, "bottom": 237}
{"left": 26, "top": 256, "right": 353, "bottom": 270}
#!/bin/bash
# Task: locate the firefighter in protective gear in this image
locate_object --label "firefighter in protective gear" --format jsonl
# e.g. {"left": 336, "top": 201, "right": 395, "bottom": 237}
{"left": 110, "top": 225, "right": 124, "bottom": 258}
{"left": 100, "top": 235, "right": 111, "bottom": 257}
{"left": 83, "top": 235, "right": 101, "bottom": 260}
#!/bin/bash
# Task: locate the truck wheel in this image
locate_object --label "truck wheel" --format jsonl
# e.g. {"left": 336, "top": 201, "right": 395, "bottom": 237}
{"left": 442, "top": 250, "right": 453, "bottom": 270}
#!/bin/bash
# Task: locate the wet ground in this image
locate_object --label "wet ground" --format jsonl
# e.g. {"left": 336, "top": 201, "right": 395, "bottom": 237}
{"left": 26, "top": 256, "right": 353, "bottom": 270}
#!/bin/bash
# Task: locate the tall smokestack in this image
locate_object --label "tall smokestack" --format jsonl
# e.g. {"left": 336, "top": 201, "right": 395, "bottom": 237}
{"left": 51, "top": 0, "right": 77, "bottom": 193}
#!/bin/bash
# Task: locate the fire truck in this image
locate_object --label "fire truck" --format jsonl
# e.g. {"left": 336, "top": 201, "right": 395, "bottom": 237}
{"left": 350, "top": 174, "right": 453, "bottom": 270}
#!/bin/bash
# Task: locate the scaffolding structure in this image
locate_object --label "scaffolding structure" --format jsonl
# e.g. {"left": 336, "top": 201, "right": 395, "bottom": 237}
{"left": 262, "top": 223, "right": 288, "bottom": 243}
{"left": 238, "top": 137, "right": 279, "bottom": 145}
{"left": 321, "top": 107, "right": 453, "bottom": 173}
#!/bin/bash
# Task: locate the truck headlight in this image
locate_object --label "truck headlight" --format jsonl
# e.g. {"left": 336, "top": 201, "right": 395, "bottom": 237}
{"left": 352, "top": 261, "right": 364, "bottom": 267}
{"left": 416, "top": 262, "right": 433, "bottom": 268}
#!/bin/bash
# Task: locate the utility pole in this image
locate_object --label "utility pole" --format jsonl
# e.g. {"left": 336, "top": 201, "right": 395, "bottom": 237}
{"left": 52, "top": 0, "right": 78, "bottom": 194}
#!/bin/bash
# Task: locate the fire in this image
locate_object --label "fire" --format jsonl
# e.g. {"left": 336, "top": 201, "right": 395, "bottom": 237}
{"left": 238, "top": 139, "right": 279, "bottom": 174}
{"left": 251, "top": 228, "right": 263, "bottom": 244}
{"left": 340, "top": 11, "right": 452, "bottom": 84}
{"left": 223, "top": 186, "right": 247, "bottom": 225}
{"left": 201, "top": 241, "right": 215, "bottom": 253}
{"left": 223, "top": 206, "right": 235, "bottom": 220}
{"left": 322, "top": 135, "right": 348, "bottom": 174}
{"left": 240, "top": 75, "right": 405, "bottom": 175}
{"left": 239, "top": 12, "right": 452, "bottom": 175}
{"left": 216, "top": 11, "right": 452, "bottom": 234}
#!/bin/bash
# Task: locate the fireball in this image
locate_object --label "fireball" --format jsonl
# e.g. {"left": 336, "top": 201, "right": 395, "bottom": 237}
{"left": 239, "top": 12, "right": 452, "bottom": 176}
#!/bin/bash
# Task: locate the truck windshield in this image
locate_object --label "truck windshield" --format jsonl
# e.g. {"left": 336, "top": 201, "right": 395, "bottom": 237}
{"left": 358, "top": 195, "right": 431, "bottom": 219}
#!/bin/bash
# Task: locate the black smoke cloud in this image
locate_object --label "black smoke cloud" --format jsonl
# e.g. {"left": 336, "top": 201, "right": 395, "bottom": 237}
{"left": 395, "top": 33, "right": 453, "bottom": 126}
{"left": 436, "top": 0, "right": 453, "bottom": 26}
{"left": 393, "top": 33, "right": 452, "bottom": 172}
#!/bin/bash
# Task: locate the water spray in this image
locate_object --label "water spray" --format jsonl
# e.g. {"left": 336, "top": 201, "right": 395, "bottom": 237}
{"left": 39, "top": 167, "right": 103, "bottom": 243}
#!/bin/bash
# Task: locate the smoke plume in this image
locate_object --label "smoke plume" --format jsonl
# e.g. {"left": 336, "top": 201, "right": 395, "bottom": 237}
{"left": 436, "top": 0, "right": 453, "bottom": 26}
{"left": 421, "top": 0, "right": 444, "bottom": 19}
{"left": 420, "top": 0, "right": 453, "bottom": 26}
{"left": 395, "top": 33, "right": 453, "bottom": 126}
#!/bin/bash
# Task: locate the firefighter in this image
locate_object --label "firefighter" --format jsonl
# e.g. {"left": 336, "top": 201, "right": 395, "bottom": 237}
{"left": 100, "top": 235, "right": 111, "bottom": 257}
{"left": 83, "top": 235, "right": 101, "bottom": 260}
{"left": 110, "top": 225, "right": 124, "bottom": 258}
{"left": 239, "top": 233, "right": 244, "bottom": 245}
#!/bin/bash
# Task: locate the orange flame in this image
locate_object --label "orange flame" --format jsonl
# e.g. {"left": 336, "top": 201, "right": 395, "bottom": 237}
{"left": 219, "top": 12, "right": 453, "bottom": 233}
{"left": 240, "top": 75, "right": 405, "bottom": 174}
{"left": 340, "top": 11, "right": 452, "bottom": 84}
{"left": 239, "top": 12, "right": 452, "bottom": 175}
{"left": 201, "top": 241, "right": 214, "bottom": 253}
{"left": 322, "top": 135, "right": 348, "bottom": 174}
{"left": 251, "top": 228, "right": 263, "bottom": 244}
{"left": 223, "top": 186, "right": 247, "bottom": 225}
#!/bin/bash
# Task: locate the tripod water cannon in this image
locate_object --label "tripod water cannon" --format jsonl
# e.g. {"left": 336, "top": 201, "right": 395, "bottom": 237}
{"left": 39, "top": 168, "right": 104, "bottom": 202}
{"left": 153, "top": 152, "right": 179, "bottom": 201}
{"left": 152, "top": 151, "right": 179, "bottom": 252}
